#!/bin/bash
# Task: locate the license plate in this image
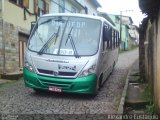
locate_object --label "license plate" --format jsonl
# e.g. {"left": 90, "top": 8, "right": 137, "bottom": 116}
{"left": 48, "top": 86, "right": 62, "bottom": 92}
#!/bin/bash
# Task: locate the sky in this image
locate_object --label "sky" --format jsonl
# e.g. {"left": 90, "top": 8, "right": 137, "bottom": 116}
{"left": 97, "top": 0, "right": 146, "bottom": 26}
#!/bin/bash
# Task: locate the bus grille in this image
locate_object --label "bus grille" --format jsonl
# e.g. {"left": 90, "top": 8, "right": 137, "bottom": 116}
{"left": 37, "top": 69, "right": 77, "bottom": 76}
{"left": 39, "top": 79, "right": 72, "bottom": 89}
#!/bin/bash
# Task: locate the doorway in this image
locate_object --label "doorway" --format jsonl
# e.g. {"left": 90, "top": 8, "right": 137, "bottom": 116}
{"left": 19, "top": 32, "right": 29, "bottom": 68}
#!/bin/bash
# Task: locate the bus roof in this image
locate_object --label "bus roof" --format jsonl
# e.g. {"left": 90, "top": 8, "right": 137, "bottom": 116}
{"left": 41, "top": 13, "right": 118, "bottom": 31}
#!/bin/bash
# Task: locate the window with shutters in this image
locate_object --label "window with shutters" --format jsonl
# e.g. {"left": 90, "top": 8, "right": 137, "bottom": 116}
{"left": 34, "top": 0, "right": 49, "bottom": 16}
{"left": 9, "top": 0, "right": 29, "bottom": 8}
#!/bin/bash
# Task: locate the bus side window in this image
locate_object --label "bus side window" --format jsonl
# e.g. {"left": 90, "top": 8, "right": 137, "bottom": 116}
{"left": 116, "top": 32, "right": 119, "bottom": 47}
{"left": 103, "top": 26, "right": 108, "bottom": 50}
{"left": 117, "top": 32, "right": 120, "bottom": 47}
{"left": 107, "top": 28, "right": 112, "bottom": 49}
{"left": 103, "top": 24, "right": 112, "bottom": 50}
{"left": 114, "top": 31, "right": 117, "bottom": 48}
{"left": 112, "top": 30, "right": 115, "bottom": 49}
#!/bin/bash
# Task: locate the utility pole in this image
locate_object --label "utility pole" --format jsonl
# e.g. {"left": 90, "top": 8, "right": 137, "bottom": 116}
{"left": 120, "top": 11, "right": 122, "bottom": 44}
{"left": 1, "top": 0, "right": 5, "bottom": 74}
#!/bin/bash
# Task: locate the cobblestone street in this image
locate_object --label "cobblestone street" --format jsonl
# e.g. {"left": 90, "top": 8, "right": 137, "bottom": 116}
{"left": 0, "top": 48, "right": 139, "bottom": 120}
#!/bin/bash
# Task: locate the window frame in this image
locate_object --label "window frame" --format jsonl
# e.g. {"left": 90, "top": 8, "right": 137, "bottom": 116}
{"left": 35, "top": 0, "right": 49, "bottom": 16}
{"left": 103, "top": 23, "right": 113, "bottom": 50}
{"left": 71, "top": 6, "right": 76, "bottom": 13}
{"left": 59, "top": 0, "right": 65, "bottom": 13}
{"left": 9, "top": 0, "right": 29, "bottom": 8}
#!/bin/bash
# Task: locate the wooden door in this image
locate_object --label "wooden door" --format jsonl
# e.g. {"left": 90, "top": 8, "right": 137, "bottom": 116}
{"left": 19, "top": 33, "right": 29, "bottom": 68}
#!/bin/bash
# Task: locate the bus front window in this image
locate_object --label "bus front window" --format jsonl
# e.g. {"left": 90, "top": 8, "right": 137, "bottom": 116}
{"left": 28, "top": 16, "right": 101, "bottom": 56}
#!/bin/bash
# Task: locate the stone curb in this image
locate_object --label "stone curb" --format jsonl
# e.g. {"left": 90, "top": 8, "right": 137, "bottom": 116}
{"left": 117, "top": 59, "right": 138, "bottom": 115}
{"left": 0, "top": 79, "right": 12, "bottom": 86}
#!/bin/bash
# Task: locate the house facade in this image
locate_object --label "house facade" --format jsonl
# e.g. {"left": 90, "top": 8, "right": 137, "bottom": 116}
{"left": 0, "top": 0, "right": 101, "bottom": 75}
{"left": 50, "top": 0, "right": 101, "bottom": 15}
{"left": 0, "top": 0, "right": 51, "bottom": 74}
{"left": 121, "top": 16, "right": 134, "bottom": 50}
{"left": 50, "top": 0, "right": 84, "bottom": 14}
{"left": 108, "top": 14, "right": 134, "bottom": 50}
{"left": 77, "top": 0, "right": 101, "bottom": 15}
{"left": 128, "top": 25, "right": 139, "bottom": 48}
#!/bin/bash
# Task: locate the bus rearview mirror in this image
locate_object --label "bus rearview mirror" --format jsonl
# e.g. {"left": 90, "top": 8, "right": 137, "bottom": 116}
{"left": 30, "top": 21, "right": 36, "bottom": 34}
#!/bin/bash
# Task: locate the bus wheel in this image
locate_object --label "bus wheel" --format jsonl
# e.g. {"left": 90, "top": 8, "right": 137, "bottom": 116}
{"left": 111, "top": 62, "right": 116, "bottom": 73}
{"left": 98, "top": 74, "right": 103, "bottom": 89}
{"left": 33, "top": 88, "right": 44, "bottom": 93}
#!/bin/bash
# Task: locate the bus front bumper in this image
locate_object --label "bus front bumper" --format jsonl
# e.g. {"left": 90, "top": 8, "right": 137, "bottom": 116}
{"left": 23, "top": 68, "right": 97, "bottom": 94}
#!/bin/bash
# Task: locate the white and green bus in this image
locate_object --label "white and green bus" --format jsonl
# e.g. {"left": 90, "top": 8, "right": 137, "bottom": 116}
{"left": 24, "top": 13, "right": 120, "bottom": 95}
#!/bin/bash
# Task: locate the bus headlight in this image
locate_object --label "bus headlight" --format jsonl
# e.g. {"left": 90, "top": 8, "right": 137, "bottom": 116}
{"left": 78, "top": 64, "right": 96, "bottom": 77}
{"left": 24, "top": 61, "right": 36, "bottom": 73}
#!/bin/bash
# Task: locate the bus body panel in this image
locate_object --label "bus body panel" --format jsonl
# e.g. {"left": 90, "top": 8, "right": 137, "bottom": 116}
{"left": 99, "top": 48, "right": 119, "bottom": 84}
{"left": 24, "top": 67, "right": 97, "bottom": 94}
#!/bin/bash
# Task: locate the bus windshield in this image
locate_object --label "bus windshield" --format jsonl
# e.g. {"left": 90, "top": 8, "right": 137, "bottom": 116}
{"left": 28, "top": 16, "right": 101, "bottom": 56}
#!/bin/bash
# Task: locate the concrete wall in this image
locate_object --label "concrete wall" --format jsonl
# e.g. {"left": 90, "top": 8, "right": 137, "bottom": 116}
{"left": 139, "top": 8, "right": 160, "bottom": 113}
{"left": 0, "top": 0, "right": 2, "bottom": 17}
{"left": 50, "top": 0, "right": 61, "bottom": 13}
{"left": 155, "top": 8, "right": 160, "bottom": 113}
{"left": 77, "top": 0, "right": 98, "bottom": 15}
{"left": 140, "top": 19, "right": 155, "bottom": 95}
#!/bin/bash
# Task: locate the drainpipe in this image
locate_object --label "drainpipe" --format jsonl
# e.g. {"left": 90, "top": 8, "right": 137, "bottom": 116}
{"left": 1, "top": 0, "right": 6, "bottom": 74}
{"left": 120, "top": 11, "right": 122, "bottom": 44}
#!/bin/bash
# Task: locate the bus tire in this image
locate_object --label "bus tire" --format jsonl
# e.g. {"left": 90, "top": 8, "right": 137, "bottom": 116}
{"left": 33, "top": 88, "right": 44, "bottom": 93}
{"left": 111, "top": 62, "right": 116, "bottom": 73}
{"left": 98, "top": 74, "right": 103, "bottom": 89}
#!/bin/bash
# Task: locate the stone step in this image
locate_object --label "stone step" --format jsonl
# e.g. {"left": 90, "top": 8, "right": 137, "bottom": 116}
{"left": 125, "top": 83, "right": 149, "bottom": 108}
{"left": 1, "top": 71, "right": 23, "bottom": 80}
{"left": 125, "top": 109, "right": 145, "bottom": 114}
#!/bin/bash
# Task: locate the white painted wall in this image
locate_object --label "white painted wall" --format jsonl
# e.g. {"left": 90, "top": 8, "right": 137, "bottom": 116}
{"left": 50, "top": 0, "right": 81, "bottom": 14}
{"left": 50, "top": 0, "right": 59, "bottom": 13}
{"left": 77, "top": 0, "right": 98, "bottom": 15}
{"left": 4, "top": 0, "right": 36, "bottom": 30}
{"left": 50, "top": 0, "right": 98, "bottom": 15}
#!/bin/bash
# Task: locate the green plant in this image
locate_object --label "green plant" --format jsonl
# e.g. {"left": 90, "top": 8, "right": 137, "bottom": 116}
{"left": 143, "top": 84, "right": 156, "bottom": 114}
{"left": 130, "top": 72, "right": 145, "bottom": 83}
{"left": 137, "top": 77, "right": 145, "bottom": 83}
{"left": 145, "top": 103, "right": 155, "bottom": 114}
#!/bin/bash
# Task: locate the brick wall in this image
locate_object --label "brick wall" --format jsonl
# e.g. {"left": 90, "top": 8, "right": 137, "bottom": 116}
{"left": 0, "top": 19, "right": 29, "bottom": 73}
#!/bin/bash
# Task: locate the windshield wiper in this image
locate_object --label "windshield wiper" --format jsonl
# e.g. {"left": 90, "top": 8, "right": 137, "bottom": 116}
{"left": 65, "top": 27, "right": 80, "bottom": 58}
{"left": 38, "top": 26, "right": 60, "bottom": 55}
